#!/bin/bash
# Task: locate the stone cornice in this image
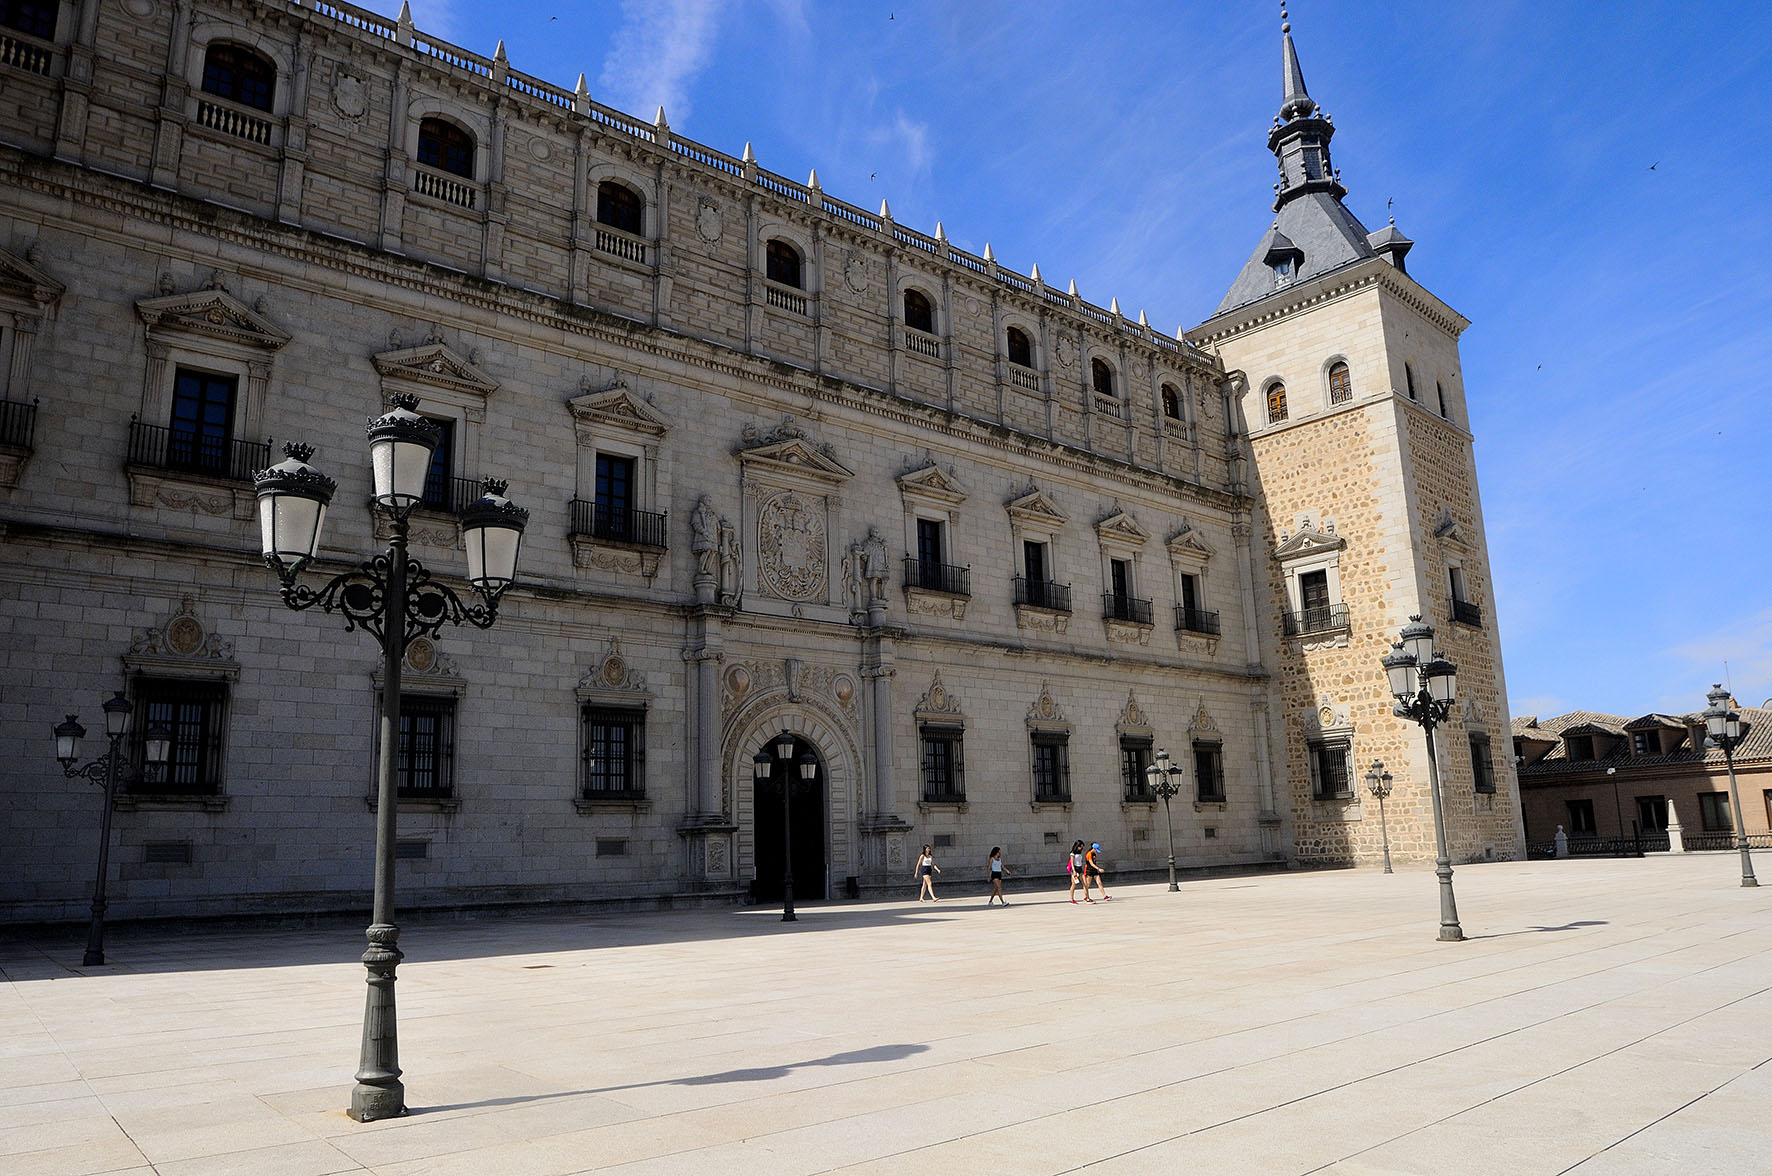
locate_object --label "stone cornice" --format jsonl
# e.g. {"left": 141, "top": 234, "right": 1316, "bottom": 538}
{"left": 1189, "top": 257, "right": 1469, "bottom": 346}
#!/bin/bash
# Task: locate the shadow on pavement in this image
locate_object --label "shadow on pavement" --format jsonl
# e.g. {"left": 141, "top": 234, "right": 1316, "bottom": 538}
{"left": 1464, "top": 919, "right": 1608, "bottom": 940}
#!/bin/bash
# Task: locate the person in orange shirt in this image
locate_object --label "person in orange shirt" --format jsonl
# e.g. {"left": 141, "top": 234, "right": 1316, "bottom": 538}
{"left": 1083, "top": 842, "right": 1110, "bottom": 902}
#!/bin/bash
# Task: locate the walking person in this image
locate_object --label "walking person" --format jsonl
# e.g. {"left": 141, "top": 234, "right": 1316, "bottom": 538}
{"left": 987, "top": 847, "right": 1011, "bottom": 906}
{"left": 1068, "top": 839, "right": 1086, "bottom": 904}
{"left": 915, "top": 844, "right": 941, "bottom": 901}
{"left": 1084, "top": 841, "right": 1110, "bottom": 902}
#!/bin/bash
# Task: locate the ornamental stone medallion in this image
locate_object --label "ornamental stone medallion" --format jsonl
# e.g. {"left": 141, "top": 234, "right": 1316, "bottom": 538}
{"left": 843, "top": 250, "right": 870, "bottom": 294}
{"left": 696, "top": 200, "right": 723, "bottom": 244}
{"left": 756, "top": 490, "right": 826, "bottom": 602}
{"left": 331, "top": 71, "right": 367, "bottom": 120}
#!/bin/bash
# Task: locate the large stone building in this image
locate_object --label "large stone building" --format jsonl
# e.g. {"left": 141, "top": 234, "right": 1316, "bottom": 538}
{"left": 0, "top": 1, "right": 1523, "bottom": 923}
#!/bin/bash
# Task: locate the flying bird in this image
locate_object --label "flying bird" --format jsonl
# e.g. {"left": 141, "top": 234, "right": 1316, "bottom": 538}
{"left": 1647, "top": 161, "right": 1658, "bottom": 170}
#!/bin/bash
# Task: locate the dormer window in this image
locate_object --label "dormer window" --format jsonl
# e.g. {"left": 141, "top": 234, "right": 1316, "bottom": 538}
{"left": 1632, "top": 731, "right": 1659, "bottom": 756}
{"left": 1566, "top": 734, "right": 1594, "bottom": 762}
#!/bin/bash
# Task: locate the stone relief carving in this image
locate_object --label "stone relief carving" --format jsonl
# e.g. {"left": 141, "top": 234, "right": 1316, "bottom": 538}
{"left": 720, "top": 658, "right": 857, "bottom": 718}
{"left": 843, "top": 249, "right": 870, "bottom": 294}
{"left": 696, "top": 199, "right": 722, "bottom": 244}
{"left": 578, "top": 638, "right": 648, "bottom": 696}
{"left": 1188, "top": 699, "right": 1220, "bottom": 737}
{"left": 129, "top": 596, "right": 233, "bottom": 661}
{"left": 756, "top": 490, "right": 826, "bottom": 602}
{"left": 914, "top": 671, "right": 964, "bottom": 720}
{"left": 1027, "top": 682, "right": 1067, "bottom": 727}
{"left": 1118, "top": 691, "right": 1151, "bottom": 735}
{"left": 331, "top": 69, "right": 368, "bottom": 119}
{"left": 403, "top": 636, "right": 461, "bottom": 678}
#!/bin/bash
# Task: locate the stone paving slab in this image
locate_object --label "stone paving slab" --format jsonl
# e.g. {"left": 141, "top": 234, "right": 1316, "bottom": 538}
{"left": 1, "top": 854, "right": 1768, "bottom": 1175}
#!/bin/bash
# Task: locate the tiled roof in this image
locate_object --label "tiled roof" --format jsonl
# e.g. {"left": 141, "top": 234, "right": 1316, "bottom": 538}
{"left": 1515, "top": 704, "right": 1771, "bottom": 778}
{"left": 1623, "top": 713, "right": 1692, "bottom": 731}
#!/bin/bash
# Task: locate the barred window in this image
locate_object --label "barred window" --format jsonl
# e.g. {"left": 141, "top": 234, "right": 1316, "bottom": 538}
{"left": 133, "top": 679, "right": 227, "bottom": 796}
{"left": 920, "top": 727, "right": 964, "bottom": 802}
{"left": 1266, "top": 382, "right": 1288, "bottom": 423}
{"left": 417, "top": 118, "right": 474, "bottom": 179}
{"left": 1120, "top": 737, "right": 1152, "bottom": 801}
{"left": 1328, "top": 362, "right": 1351, "bottom": 404}
{"left": 397, "top": 695, "right": 455, "bottom": 799}
{"left": 1468, "top": 733, "right": 1495, "bottom": 794}
{"left": 1309, "top": 738, "right": 1351, "bottom": 800}
{"left": 583, "top": 706, "right": 645, "bottom": 798}
{"left": 1031, "top": 732, "right": 1070, "bottom": 803}
{"left": 1194, "top": 741, "right": 1225, "bottom": 802}
{"left": 201, "top": 43, "right": 275, "bottom": 112}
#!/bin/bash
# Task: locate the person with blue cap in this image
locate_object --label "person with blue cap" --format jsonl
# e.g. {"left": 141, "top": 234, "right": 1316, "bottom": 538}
{"left": 1083, "top": 841, "right": 1110, "bottom": 902}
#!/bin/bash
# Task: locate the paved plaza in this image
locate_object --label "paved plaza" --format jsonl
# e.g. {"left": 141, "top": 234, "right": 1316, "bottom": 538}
{"left": 2, "top": 854, "right": 1769, "bottom": 1175}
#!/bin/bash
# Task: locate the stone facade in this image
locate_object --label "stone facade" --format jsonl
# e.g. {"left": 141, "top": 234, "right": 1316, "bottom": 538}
{"left": 0, "top": 1, "right": 1519, "bottom": 923}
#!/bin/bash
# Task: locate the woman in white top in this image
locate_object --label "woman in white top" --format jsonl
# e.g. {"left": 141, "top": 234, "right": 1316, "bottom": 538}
{"left": 915, "top": 844, "right": 941, "bottom": 901}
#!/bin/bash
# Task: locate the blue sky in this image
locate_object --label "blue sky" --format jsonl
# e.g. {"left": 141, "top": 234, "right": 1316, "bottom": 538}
{"left": 403, "top": 0, "right": 1772, "bottom": 720}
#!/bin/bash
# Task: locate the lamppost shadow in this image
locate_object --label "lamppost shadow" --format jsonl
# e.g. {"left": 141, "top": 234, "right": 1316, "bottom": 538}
{"left": 411, "top": 1043, "right": 931, "bottom": 1114}
{"left": 1463, "top": 919, "right": 1608, "bottom": 941}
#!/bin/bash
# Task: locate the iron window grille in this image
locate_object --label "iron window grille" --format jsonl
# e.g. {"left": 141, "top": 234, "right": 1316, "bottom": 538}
{"left": 1031, "top": 733, "right": 1070, "bottom": 803}
{"left": 1013, "top": 576, "right": 1071, "bottom": 613}
{"left": 132, "top": 679, "right": 228, "bottom": 796}
{"left": 1194, "top": 741, "right": 1226, "bottom": 802}
{"left": 903, "top": 557, "right": 970, "bottom": 596}
{"left": 1309, "top": 738, "right": 1352, "bottom": 800}
{"left": 1468, "top": 733, "right": 1495, "bottom": 794}
{"left": 582, "top": 706, "right": 645, "bottom": 799}
{"left": 395, "top": 694, "right": 455, "bottom": 800}
{"left": 1175, "top": 605, "right": 1221, "bottom": 635}
{"left": 1121, "top": 738, "right": 1153, "bottom": 801}
{"left": 1102, "top": 593, "right": 1153, "bottom": 624}
{"left": 920, "top": 727, "right": 965, "bottom": 802}
{"left": 0, "top": 396, "right": 36, "bottom": 449}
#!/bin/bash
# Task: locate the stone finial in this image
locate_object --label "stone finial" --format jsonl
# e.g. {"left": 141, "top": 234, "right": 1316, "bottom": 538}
{"left": 934, "top": 221, "right": 946, "bottom": 241}
{"left": 574, "top": 73, "right": 589, "bottom": 112}
{"left": 494, "top": 39, "right": 507, "bottom": 62}
{"left": 879, "top": 197, "right": 892, "bottom": 220}
{"left": 807, "top": 168, "right": 820, "bottom": 190}
{"left": 1030, "top": 262, "right": 1042, "bottom": 284}
{"left": 1176, "top": 326, "right": 1187, "bottom": 340}
{"left": 655, "top": 105, "right": 669, "bottom": 128}
{"left": 1067, "top": 279, "right": 1079, "bottom": 297}
{"left": 1109, "top": 296, "right": 1122, "bottom": 317}
{"left": 1138, "top": 309, "right": 1149, "bottom": 327}
{"left": 742, "top": 141, "right": 755, "bottom": 163}
{"left": 983, "top": 242, "right": 995, "bottom": 262}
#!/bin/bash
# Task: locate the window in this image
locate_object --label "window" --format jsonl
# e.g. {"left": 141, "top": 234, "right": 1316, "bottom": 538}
{"left": 1328, "top": 361, "right": 1351, "bottom": 404}
{"left": 1, "top": 0, "right": 57, "bottom": 39}
{"left": 1266, "top": 382, "right": 1288, "bottom": 423}
{"left": 1031, "top": 733, "right": 1070, "bottom": 803}
{"left": 133, "top": 680, "right": 227, "bottom": 796}
{"left": 1405, "top": 363, "right": 1418, "bottom": 401}
{"left": 1194, "top": 741, "right": 1226, "bottom": 802}
{"left": 1698, "top": 792, "right": 1732, "bottom": 833}
{"left": 1566, "top": 798, "right": 1596, "bottom": 834}
{"left": 595, "top": 180, "right": 643, "bottom": 235}
{"left": 417, "top": 118, "right": 474, "bottom": 178}
{"left": 420, "top": 416, "right": 455, "bottom": 510}
{"left": 1161, "top": 383, "right": 1182, "bottom": 420}
{"left": 1436, "top": 381, "right": 1447, "bottom": 417}
{"left": 1179, "top": 572, "right": 1201, "bottom": 615}
{"left": 1120, "top": 738, "right": 1152, "bottom": 801}
{"left": 1565, "top": 735, "right": 1595, "bottom": 763}
{"left": 1469, "top": 733, "right": 1495, "bottom": 794}
{"left": 916, "top": 517, "right": 944, "bottom": 567}
{"left": 1309, "top": 738, "right": 1351, "bottom": 800}
{"left": 1636, "top": 795, "right": 1667, "bottom": 833}
{"left": 200, "top": 43, "right": 275, "bottom": 112}
{"left": 765, "top": 239, "right": 801, "bottom": 288}
{"left": 396, "top": 695, "right": 455, "bottom": 799}
{"left": 595, "top": 452, "right": 635, "bottom": 541}
{"left": 921, "top": 727, "right": 965, "bottom": 801}
{"left": 1299, "top": 569, "right": 1330, "bottom": 621}
{"left": 1091, "top": 357, "right": 1115, "bottom": 398}
{"left": 582, "top": 706, "right": 645, "bottom": 798}
{"left": 1632, "top": 731, "right": 1660, "bottom": 756}
{"left": 168, "top": 368, "right": 236, "bottom": 476}
{"left": 1449, "top": 566, "right": 1468, "bottom": 605}
{"left": 1006, "top": 326, "right": 1033, "bottom": 368}
{"left": 1024, "top": 540, "right": 1048, "bottom": 585}
{"left": 1110, "top": 558, "right": 1132, "bottom": 602}
{"left": 903, "top": 289, "right": 934, "bottom": 334}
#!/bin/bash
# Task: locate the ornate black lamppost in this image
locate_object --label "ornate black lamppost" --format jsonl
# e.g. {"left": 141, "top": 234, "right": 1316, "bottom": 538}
{"left": 753, "top": 732, "right": 816, "bottom": 921}
{"left": 1382, "top": 615, "right": 1463, "bottom": 942}
{"left": 1144, "top": 748, "right": 1184, "bottom": 891}
{"left": 53, "top": 694, "right": 170, "bottom": 966}
{"left": 1702, "top": 684, "right": 1758, "bottom": 888}
{"left": 1364, "top": 760, "right": 1395, "bottom": 874}
{"left": 251, "top": 393, "right": 527, "bottom": 1123}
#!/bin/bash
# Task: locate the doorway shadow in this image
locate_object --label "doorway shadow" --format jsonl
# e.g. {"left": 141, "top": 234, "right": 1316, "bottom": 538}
{"left": 412, "top": 1042, "right": 930, "bottom": 1114}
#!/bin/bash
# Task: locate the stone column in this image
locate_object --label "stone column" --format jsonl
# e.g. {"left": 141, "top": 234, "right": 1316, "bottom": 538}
{"left": 858, "top": 628, "right": 910, "bottom": 882}
{"left": 678, "top": 610, "right": 737, "bottom": 888}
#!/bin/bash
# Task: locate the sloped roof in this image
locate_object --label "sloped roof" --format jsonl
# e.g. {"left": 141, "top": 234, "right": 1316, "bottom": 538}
{"left": 1514, "top": 705, "right": 1771, "bottom": 778}
{"left": 1215, "top": 191, "right": 1377, "bottom": 317}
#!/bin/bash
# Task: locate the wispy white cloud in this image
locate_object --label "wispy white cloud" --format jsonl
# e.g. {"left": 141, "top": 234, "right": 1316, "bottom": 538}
{"left": 1667, "top": 608, "right": 1772, "bottom": 709}
{"left": 402, "top": 0, "right": 462, "bottom": 44}
{"left": 598, "top": 0, "right": 724, "bottom": 125}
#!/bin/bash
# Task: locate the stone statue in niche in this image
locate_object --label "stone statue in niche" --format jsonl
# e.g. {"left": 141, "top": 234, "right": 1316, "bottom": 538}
{"left": 860, "top": 526, "right": 889, "bottom": 604}
{"left": 717, "top": 518, "right": 741, "bottom": 606}
{"left": 690, "top": 495, "right": 718, "bottom": 580}
{"left": 841, "top": 545, "right": 864, "bottom": 620}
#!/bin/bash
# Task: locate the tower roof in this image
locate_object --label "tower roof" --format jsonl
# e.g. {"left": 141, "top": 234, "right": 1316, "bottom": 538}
{"left": 1279, "top": 14, "right": 1315, "bottom": 121}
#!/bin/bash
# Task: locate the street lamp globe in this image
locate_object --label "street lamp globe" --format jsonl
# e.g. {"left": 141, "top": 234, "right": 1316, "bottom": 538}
{"left": 1382, "top": 643, "right": 1417, "bottom": 699}
{"left": 142, "top": 722, "right": 172, "bottom": 770}
{"left": 365, "top": 393, "right": 442, "bottom": 511}
{"left": 253, "top": 442, "right": 337, "bottom": 577}
{"left": 101, "top": 691, "right": 132, "bottom": 739}
{"left": 1144, "top": 762, "right": 1161, "bottom": 793}
{"left": 1422, "top": 655, "right": 1458, "bottom": 704}
{"left": 1399, "top": 615, "right": 1436, "bottom": 666}
{"left": 752, "top": 747, "right": 772, "bottom": 781}
{"left": 54, "top": 715, "right": 85, "bottom": 766}
{"left": 461, "top": 478, "right": 529, "bottom": 601}
{"left": 797, "top": 750, "right": 818, "bottom": 781}
{"left": 775, "top": 731, "right": 795, "bottom": 761}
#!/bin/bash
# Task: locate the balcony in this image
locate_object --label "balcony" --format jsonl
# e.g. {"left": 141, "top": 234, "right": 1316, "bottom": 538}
{"left": 0, "top": 397, "right": 35, "bottom": 489}
{"left": 1452, "top": 598, "right": 1483, "bottom": 627}
{"left": 1102, "top": 593, "right": 1153, "bottom": 625}
{"left": 903, "top": 557, "right": 970, "bottom": 597}
{"left": 1174, "top": 605, "right": 1221, "bottom": 636}
{"left": 568, "top": 498, "right": 667, "bottom": 578}
{"left": 194, "top": 99, "right": 273, "bottom": 145}
{"left": 765, "top": 283, "right": 808, "bottom": 315}
{"left": 1013, "top": 577, "right": 1071, "bottom": 612}
{"left": 1283, "top": 604, "right": 1350, "bottom": 637}
{"left": 125, "top": 418, "right": 270, "bottom": 521}
{"left": 594, "top": 226, "right": 648, "bottom": 265}
{"left": 420, "top": 474, "right": 488, "bottom": 515}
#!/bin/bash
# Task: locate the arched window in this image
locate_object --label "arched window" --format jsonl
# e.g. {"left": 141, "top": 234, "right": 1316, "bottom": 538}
{"left": 1404, "top": 363, "right": 1418, "bottom": 401}
{"left": 903, "top": 289, "right": 934, "bottom": 334}
{"left": 1436, "top": 381, "right": 1447, "bottom": 417}
{"left": 1005, "top": 326, "right": 1033, "bottom": 368}
{"left": 765, "top": 239, "right": 801, "bottom": 289}
{"left": 201, "top": 43, "right": 276, "bottom": 112}
{"left": 1161, "top": 384, "right": 1182, "bottom": 420}
{"left": 596, "top": 181, "right": 643, "bottom": 235}
{"left": 1267, "top": 382, "right": 1288, "bottom": 423}
{"left": 417, "top": 118, "right": 474, "bottom": 179}
{"left": 1090, "top": 357, "right": 1115, "bottom": 398}
{"left": 1328, "top": 361, "right": 1351, "bottom": 405}
{"left": 2, "top": 0, "right": 57, "bottom": 39}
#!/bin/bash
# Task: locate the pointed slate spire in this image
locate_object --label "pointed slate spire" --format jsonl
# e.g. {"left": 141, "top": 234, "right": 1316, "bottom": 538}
{"left": 1279, "top": 6, "right": 1315, "bottom": 122}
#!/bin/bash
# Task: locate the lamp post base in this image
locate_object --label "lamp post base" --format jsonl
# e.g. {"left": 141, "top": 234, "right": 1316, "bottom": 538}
{"left": 1438, "top": 926, "right": 1465, "bottom": 942}
{"left": 1742, "top": 877, "right": 1760, "bottom": 889}
{"left": 348, "top": 1081, "right": 406, "bottom": 1123}
{"left": 349, "top": 922, "right": 405, "bottom": 1122}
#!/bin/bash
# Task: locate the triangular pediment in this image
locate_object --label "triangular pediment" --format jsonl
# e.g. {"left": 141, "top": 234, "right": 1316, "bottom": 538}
{"left": 373, "top": 343, "right": 499, "bottom": 399}
{"left": 1094, "top": 509, "right": 1150, "bottom": 547}
{"left": 567, "top": 386, "right": 669, "bottom": 436}
{"left": 1273, "top": 525, "right": 1345, "bottom": 561}
{"left": 735, "top": 436, "right": 854, "bottom": 483}
{"left": 896, "top": 462, "right": 966, "bottom": 506}
{"left": 1166, "top": 523, "right": 1216, "bottom": 560}
{"left": 136, "top": 289, "right": 290, "bottom": 352}
{"left": 0, "top": 246, "right": 63, "bottom": 307}
{"left": 1433, "top": 506, "right": 1466, "bottom": 547}
{"left": 1005, "top": 488, "right": 1068, "bottom": 528}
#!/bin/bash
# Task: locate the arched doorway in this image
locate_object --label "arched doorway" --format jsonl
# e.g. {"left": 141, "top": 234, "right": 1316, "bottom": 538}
{"left": 752, "top": 733, "right": 826, "bottom": 902}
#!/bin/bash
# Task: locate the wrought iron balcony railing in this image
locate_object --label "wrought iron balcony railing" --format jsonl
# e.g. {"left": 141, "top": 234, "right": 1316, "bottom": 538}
{"left": 1452, "top": 598, "right": 1483, "bottom": 627}
{"left": 902, "top": 557, "right": 970, "bottom": 596}
{"left": 1102, "top": 593, "right": 1153, "bottom": 625}
{"left": 0, "top": 397, "right": 36, "bottom": 449}
{"left": 127, "top": 418, "right": 269, "bottom": 482}
{"left": 1012, "top": 576, "right": 1071, "bottom": 613}
{"left": 568, "top": 498, "right": 667, "bottom": 548}
{"left": 1283, "top": 604, "right": 1350, "bottom": 636}
{"left": 1174, "top": 605, "right": 1221, "bottom": 635}
{"left": 419, "top": 474, "right": 488, "bottom": 514}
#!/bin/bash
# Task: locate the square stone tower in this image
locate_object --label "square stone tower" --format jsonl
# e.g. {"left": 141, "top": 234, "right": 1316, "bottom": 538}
{"left": 1188, "top": 13, "right": 1524, "bottom": 866}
